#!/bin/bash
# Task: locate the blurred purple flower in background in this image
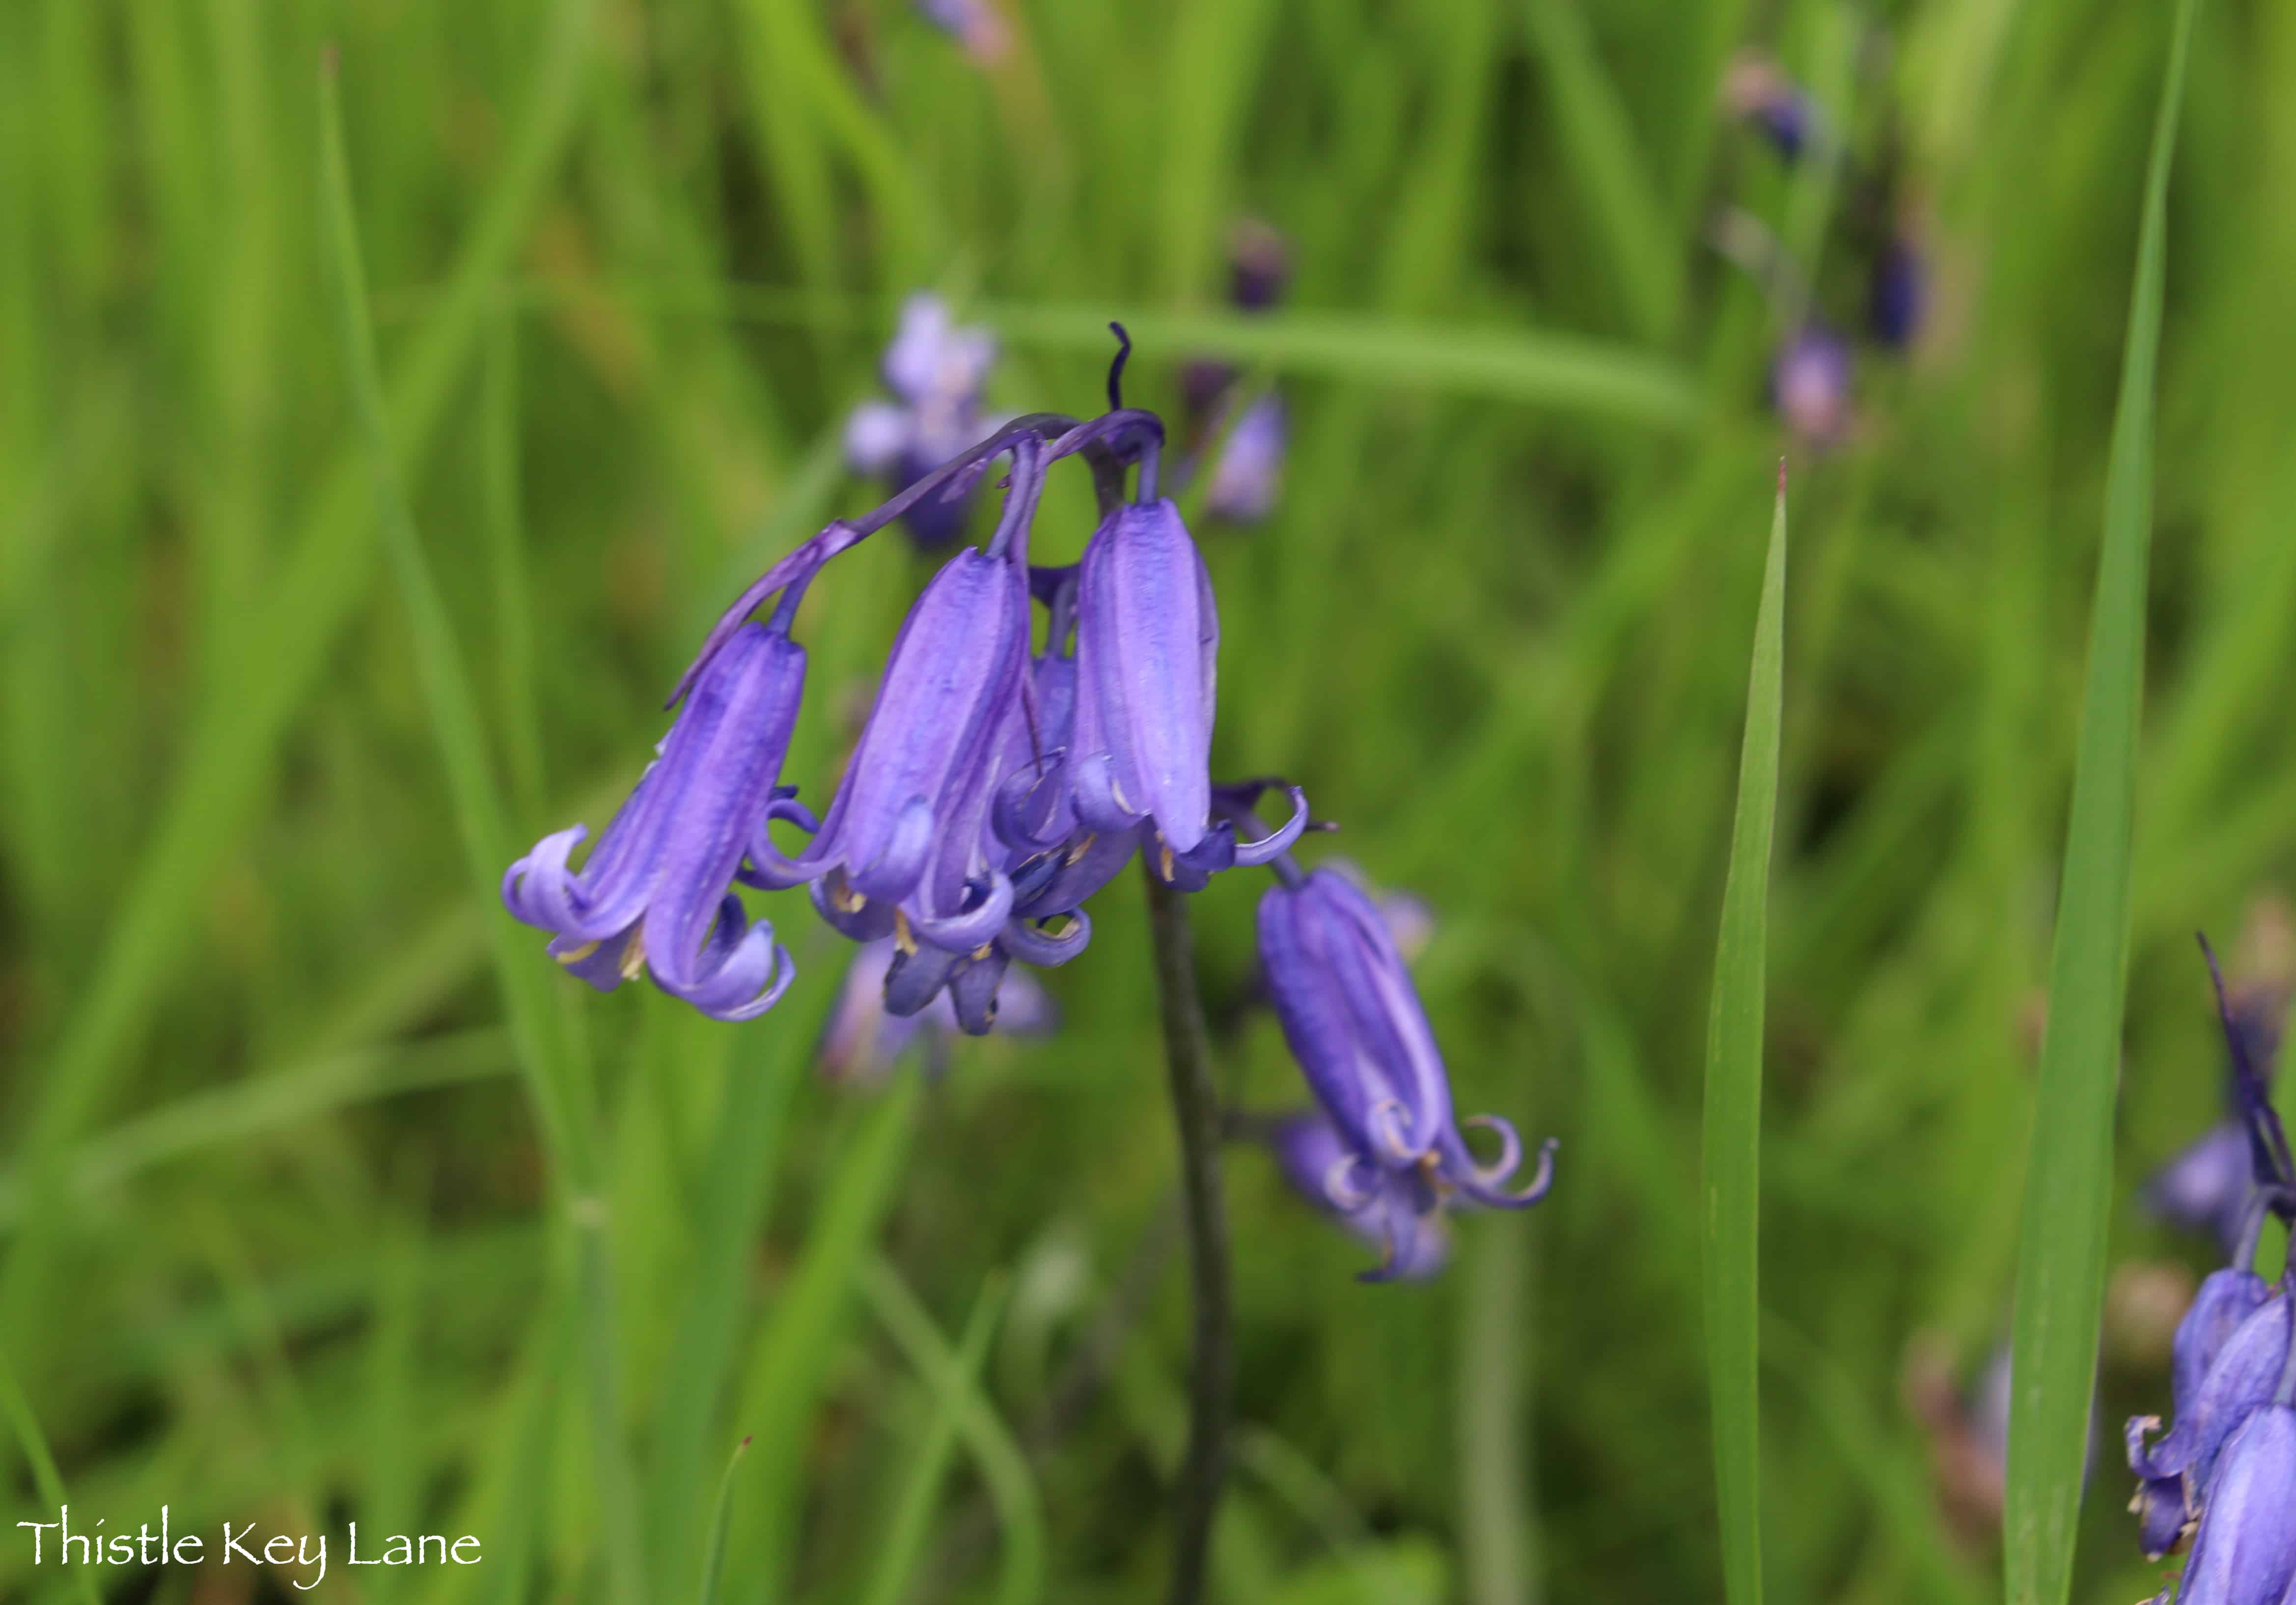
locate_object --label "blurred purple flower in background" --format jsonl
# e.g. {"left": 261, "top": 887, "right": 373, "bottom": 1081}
{"left": 914, "top": 0, "right": 1008, "bottom": 63}
{"left": 1868, "top": 234, "right": 1926, "bottom": 350}
{"left": 1771, "top": 326, "right": 1852, "bottom": 446}
{"left": 1203, "top": 394, "right": 1287, "bottom": 525}
{"left": 1723, "top": 52, "right": 1821, "bottom": 162}
{"left": 846, "top": 294, "right": 1011, "bottom": 548}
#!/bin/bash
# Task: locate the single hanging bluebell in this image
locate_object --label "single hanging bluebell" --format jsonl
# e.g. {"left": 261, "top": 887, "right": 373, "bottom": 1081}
{"left": 1256, "top": 862, "right": 1554, "bottom": 1281}
{"left": 501, "top": 609, "right": 807, "bottom": 1021}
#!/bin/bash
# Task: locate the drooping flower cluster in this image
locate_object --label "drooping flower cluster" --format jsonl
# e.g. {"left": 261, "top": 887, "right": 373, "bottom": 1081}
{"left": 1255, "top": 860, "right": 1555, "bottom": 1281}
{"left": 2124, "top": 940, "right": 2296, "bottom": 1599}
{"left": 845, "top": 295, "right": 1012, "bottom": 548}
{"left": 506, "top": 329, "right": 1304, "bottom": 1040}
{"left": 505, "top": 319, "right": 1550, "bottom": 1281}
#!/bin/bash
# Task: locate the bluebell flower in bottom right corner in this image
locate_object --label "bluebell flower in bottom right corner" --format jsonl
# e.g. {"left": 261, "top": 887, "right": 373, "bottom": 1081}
{"left": 1256, "top": 864, "right": 1553, "bottom": 1282}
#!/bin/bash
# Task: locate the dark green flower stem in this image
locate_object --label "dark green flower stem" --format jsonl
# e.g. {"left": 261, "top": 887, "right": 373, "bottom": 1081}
{"left": 1142, "top": 864, "right": 1232, "bottom": 1605}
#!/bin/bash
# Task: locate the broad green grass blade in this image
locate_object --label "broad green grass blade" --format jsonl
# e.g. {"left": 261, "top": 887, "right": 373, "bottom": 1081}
{"left": 857, "top": 1273, "right": 1009, "bottom": 1605}
{"left": 862, "top": 1254, "right": 1048, "bottom": 1605}
{"left": 697, "top": 1435, "right": 752, "bottom": 1605}
{"left": 1703, "top": 471, "right": 1787, "bottom": 1605}
{"left": 318, "top": 56, "right": 644, "bottom": 1605}
{"left": 0, "top": 1347, "right": 102, "bottom": 1605}
{"left": 980, "top": 304, "right": 1697, "bottom": 424}
{"left": 2003, "top": 4, "right": 2199, "bottom": 1603}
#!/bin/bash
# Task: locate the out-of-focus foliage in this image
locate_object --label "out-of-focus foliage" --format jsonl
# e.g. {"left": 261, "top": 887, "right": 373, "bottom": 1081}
{"left": 1, "top": 0, "right": 2291, "bottom": 1601}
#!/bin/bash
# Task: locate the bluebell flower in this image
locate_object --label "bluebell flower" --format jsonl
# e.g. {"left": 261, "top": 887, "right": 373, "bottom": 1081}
{"left": 1204, "top": 393, "right": 1286, "bottom": 525}
{"left": 2148, "top": 1405, "right": 2296, "bottom": 1604}
{"left": 502, "top": 618, "right": 804, "bottom": 1021}
{"left": 1066, "top": 498, "right": 1305, "bottom": 881}
{"left": 2128, "top": 941, "right": 2296, "bottom": 1560}
{"left": 818, "top": 935, "right": 1054, "bottom": 1082}
{"left": 2128, "top": 1269, "right": 2282, "bottom": 1557}
{"left": 1268, "top": 1111, "right": 1451, "bottom": 1279}
{"left": 747, "top": 539, "right": 1029, "bottom": 957}
{"left": 1257, "top": 866, "right": 1554, "bottom": 1282}
{"left": 846, "top": 295, "right": 1010, "bottom": 548}
{"left": 1771, "top": 326, "right": 1852, "bottom": 445}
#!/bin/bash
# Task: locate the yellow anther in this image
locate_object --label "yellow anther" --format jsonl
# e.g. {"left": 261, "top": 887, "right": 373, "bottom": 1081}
{"left": 556, "top": 941, "right": 601, "bottom": 965}
{"left": 894, "top": 909, "right": 917, "bottom": 956}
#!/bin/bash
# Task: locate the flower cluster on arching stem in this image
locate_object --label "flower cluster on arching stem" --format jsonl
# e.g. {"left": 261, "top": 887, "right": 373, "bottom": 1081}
{"left": 505, "top": 325, "right": 1306, "bottom": 1027}
{"left": 2123, "top": 938, "right": 2296, "bottom": 1603}
{"left": 503, "top": 319, "right": 1552, "bottom": 1281}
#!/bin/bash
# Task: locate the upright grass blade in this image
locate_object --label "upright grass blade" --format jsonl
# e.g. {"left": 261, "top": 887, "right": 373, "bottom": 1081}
{"left": 14, "top": 0, "right": 595, "bottom": 1171}
{"left": 1703, "top": 470, "right": 1787, "bottom": 1605}
{"left": 696, "top": 1436, "right": 751, "bottom": 1605}
{"left": 1518, "top": 0, "right": 1678, "bottom": 342}
{"left": 856, "top": 1273, "right": 1009, "bottom": 1605}
{"left": 0, "top": 1347, "right": 102, "bottom": 1605}
{"left": 2003, "top": 4, "right": 2199, "bottom": 1602}
{"left": 318, "top": 55, "right": 644, "bottom": 1605}
{"left": 861, "top": 1256, "right": 1048, "bottom": 1605}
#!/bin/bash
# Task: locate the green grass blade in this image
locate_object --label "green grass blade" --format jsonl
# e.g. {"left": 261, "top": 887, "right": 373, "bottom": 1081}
{"left": 2003, "top": 4, "right": 2199, "bottom": 1603}
{"left": 729, "top": 1080, "right": 921, "bottom": 1599}
{"left": 644, "top": 1016, "right": 813, "bottom": 1599}
{"left": 979, "top": 304, "right": 1697, "bottom": 425}
{"left": 0, "top": 1347, "right": 102, "bottom": 1605}
{"left": 1703, "top": 470, "right": 1787, "bottom": 1605}
{"left": 861, "top": 1254, "right": 1048, "bottom": 1605}
{"left": 697, "top": 1435, "right": 752, "bottom": 1605}
{"left": 1518, "top": 0, "right": 1678, "bottom": 341}
{"left": 16, "top": 0, "right": 596, "bottom": 1169}
{"left": 318, "top": 55, "right": 644, "bottom": 1605}
{"left": 857, "top": 1273, "right": 1009, "bottom": 1605}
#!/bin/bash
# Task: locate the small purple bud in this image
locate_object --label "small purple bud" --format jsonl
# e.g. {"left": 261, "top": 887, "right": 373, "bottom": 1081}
{"left": 818, "top": 936, "right": 1055, "bottom": 1082}
{"left": 1227, "top": 220, "right": 1291, "bottom": 312}
{"left": 502, "top": 621, "right": 803, "bottom": 1022}
{"left": 1723, "top": 53, "right": 1819, "bottom": 162}
{"left": 1868, "top": 235, "right": 1925, "bottom": 350}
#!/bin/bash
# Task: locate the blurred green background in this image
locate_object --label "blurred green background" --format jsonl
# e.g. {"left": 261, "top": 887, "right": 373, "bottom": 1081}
{"left": 2, "top": 0, "right": 2291, "bottom": 1600}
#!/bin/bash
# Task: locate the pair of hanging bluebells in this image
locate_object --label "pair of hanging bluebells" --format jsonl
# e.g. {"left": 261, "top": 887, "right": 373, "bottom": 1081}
{"left": 2123, "top": 940, "right": 2296, "bottom": 1602}
{"left": 501, "top": 322, "right": 1553, "bottom": 1279}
